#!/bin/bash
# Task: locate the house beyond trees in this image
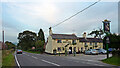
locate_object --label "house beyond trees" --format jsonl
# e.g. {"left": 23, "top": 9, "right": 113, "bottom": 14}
{"left": 45, "top": 27, "right": 103, "bottom": 54}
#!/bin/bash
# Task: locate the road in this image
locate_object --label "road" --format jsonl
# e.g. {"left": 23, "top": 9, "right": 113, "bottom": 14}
{"left": 15, "top": 52, "right": 118, "bottom": 68}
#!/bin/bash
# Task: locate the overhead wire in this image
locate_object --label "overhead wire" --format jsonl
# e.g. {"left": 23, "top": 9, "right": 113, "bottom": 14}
{"left": 44, "top": 0, "right": 101, "bottom": 32}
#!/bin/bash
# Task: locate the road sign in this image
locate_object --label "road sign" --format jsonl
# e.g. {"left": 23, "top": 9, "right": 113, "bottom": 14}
{"left": 102, "top": 19, "right": 111, "bottom": 33}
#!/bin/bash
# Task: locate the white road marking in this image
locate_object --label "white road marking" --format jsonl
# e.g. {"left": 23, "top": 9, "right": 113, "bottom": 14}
{"left": 87, "top": 60, "right": 99, "bottom": 62}
{"left": 70, "top": 57, "right": 104, "bottom": 66}
{"left": 41, "top": 59, "right": 60, "bottom": 66}
{"left": 85, "top": 62, "right": 104, "bottom": 66}
{"left": 32, "top": 56, "right": 38, "bottom": 59}
{"left": 74, "top": 61, "right": 79, "bottom": 62}
{"left": 15, "top": 52, "right": 21, "bottom": 68}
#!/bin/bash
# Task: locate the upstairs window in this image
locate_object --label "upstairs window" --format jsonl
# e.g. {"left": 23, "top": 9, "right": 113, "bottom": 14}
{"left": 57, "top": 40, "right": 62, "bottom": 43}
{"left": 85, "top": 42, "right": 87, "bottom": 45}
{"left": 95, "top": 42, "right": 97, "bottom": 45}
{"left": 90, "top": 42, "right": 92, "bottom": 45}
{"left": 72, "top": 40, "right": 76, "bottom": 45}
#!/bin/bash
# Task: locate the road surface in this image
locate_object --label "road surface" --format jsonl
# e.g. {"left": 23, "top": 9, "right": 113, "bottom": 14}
{"left": 15, "top": 52, "right": 118, "bottom": 68}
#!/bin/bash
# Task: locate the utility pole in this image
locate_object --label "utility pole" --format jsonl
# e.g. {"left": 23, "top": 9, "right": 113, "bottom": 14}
{"left": 102, "top": 19, "right": 111, "bottom": 59}
{"left": 2, "top": 30, "right": 4, "bottom": 49}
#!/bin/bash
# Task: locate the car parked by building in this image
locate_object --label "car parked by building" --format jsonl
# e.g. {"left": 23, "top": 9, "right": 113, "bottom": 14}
{"left": 85, "top": 49, "right": 98, "bottom": 55}
{"left": 96, "top": 48, "right": 107, "bottom": 54}
{"left": 108, "top": 48, "right": 116, "bottom": 52}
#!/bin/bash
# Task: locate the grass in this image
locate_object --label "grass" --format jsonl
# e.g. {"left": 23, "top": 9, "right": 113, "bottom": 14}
{"left": 102, "top": 56, "right": 120, "bottom": 66}
{"left": 2, "top": 50, "right": 16, "bottom": 67}
{"left": 24, "top": 50, "right": 41, "bottom": 54}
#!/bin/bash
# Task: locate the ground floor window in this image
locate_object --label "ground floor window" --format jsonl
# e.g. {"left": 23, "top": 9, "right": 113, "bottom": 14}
{"left": 58, "top": 47, "right": 61, "bottom": 51}
{"left": 85, "top": 47, "right": 87, "bottom": 50}
{"left": 62, "top": 47, "right": 64, "bottom": 50}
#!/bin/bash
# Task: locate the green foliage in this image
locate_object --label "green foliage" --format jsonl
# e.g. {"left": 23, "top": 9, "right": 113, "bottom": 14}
{"left": 18, "top": 29, "right": 45, "bottom": 53}
{"left": 35, "top": 40, "right": 44, "bottom": 48}
{"left": 37, "top": 29, "right": 45, "bottom": 42}
{"left": 102, "top": 56, "right": 120, "bottom": 66}
{"left": 2, "top": 50, "right": 15, "bottom": 67}
{"left": 35, "top": 40, "right": 45, "bottom": 53}
{"left": 88, "top": 28, "right": 104, "bottom": 38}
{"left": 17, "top": 30, "right": 37, "bottom": 50}
{"left": 5, "top": 41, "right": 16, "bottom": 50}
{"left": 103, "top": 33, "right": 120, "bottom": 49}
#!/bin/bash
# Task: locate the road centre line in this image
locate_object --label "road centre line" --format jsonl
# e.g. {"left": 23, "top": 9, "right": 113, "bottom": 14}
{"left": 41, "top": 59, "right": 60, "bottom": 66}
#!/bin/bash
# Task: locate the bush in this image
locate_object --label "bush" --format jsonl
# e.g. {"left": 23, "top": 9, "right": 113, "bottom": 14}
{"left": 28, "top": 47, "right": 44, "bottom": 53}
{"left": 112, "top": 50, "right": 120, "bottom": 57}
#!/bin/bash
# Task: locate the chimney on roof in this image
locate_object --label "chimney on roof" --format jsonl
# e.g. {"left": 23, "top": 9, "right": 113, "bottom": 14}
{"left": 72, "top": 33, "right": 75, "bottom": 35}
{"left": 49, "top": 27, "right": 52, "bottom": 35}
{"left": 83, "top": 32, "right": 87, "bottom": 39}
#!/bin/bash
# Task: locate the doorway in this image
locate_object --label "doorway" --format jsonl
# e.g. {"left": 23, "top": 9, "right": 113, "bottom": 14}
{"left": 69, "top": 47, "right": 72, "bottom": 54}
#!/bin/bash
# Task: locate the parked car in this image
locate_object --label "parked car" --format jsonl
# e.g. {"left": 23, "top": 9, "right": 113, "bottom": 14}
{"left": 108, "top": 48, "right": 116, "bottom": 52}
{"left": 85, "top": 49, "right": 98, "bottom": 55}
{"left": 96, "top": 49, "right": 107, "bottom": 54}
{"left": 17, "top": 50, "right": 22, "bottom": 54}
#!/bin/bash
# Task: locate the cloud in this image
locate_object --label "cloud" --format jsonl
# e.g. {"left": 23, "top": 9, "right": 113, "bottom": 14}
{"left": 1, "top": 0, "right": 120, "bottom": 2}
{"left": 2, "top": 2, "right": 118, "bottom": 43}
{"left": 4, "top": 2, "right": 59, "bottom": 24}
{"left": 4, "top": 27, "right": 19, "bottom": 42}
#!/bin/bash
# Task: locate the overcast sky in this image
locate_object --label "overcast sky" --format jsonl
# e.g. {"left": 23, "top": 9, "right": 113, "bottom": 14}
{"left": 0, "top": 0, "right": 119, "bottom": 43}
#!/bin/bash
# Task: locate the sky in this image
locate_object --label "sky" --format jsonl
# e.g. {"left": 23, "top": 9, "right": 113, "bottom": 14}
{"left": 0, "top": 0, "right": 119, "bottom": 44}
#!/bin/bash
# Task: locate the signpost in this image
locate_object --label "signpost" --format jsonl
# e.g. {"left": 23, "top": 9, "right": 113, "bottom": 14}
{"left": 102, "top": 19, "right": 111, "bottom": 59}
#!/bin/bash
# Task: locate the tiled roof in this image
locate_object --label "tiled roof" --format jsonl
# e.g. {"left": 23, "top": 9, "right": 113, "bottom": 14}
{"left": 78, "top": 37, "right": 103, "bottom": 42}
{"left": 51, "top": 34, "right": 77, "bottom": 39}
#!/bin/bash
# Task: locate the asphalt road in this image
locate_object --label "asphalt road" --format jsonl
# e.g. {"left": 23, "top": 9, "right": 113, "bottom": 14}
{"left": 15, "top": 52, "right": 118, "bottom": 68}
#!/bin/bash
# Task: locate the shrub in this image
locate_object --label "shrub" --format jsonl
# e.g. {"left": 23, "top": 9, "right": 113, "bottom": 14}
{"left": 112, "top": 50, "right": 120, "bottom": 57}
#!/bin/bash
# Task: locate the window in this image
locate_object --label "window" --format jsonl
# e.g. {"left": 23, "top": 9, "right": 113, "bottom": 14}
{"left": 84, "top": 42, "right": 88, "bottom": 47}
{"left": 62, "top": 47, "right": 64, "bottom": 50}
{"left": 95, "top": 42, "right": 97, "bottom": 45}
{"left": 85, "top": 47, "right": 87, "bottom": 50}
{"left": 58, "top": 47, "right": 61, "bottom": 51}
{"left": 90, "top": 42, "right": 92, "bottom": 45}
{"left": 63, "top": 41, "right": 66, "bottom": 43}
{"left": 57, "top": 40, "right": 62, "bottom": 43}
{"left": 72, "top": 40, "right": 76, "bottom": 45}
{"left": 85, "top": 42, "right": 87, "bottom": 45}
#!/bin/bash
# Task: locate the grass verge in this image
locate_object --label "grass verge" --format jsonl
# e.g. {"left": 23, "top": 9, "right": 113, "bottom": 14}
{"left": 24, "top": 50, "right": 41, "bottom": 54}
{"left": 102, "top": 56, "right": 120, "bottom": 66}
{"left": 2, "top": 50, "right": 15, "bottom": 67}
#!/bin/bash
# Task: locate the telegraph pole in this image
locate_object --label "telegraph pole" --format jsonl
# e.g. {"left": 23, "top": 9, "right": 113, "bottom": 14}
{"left": 2, "top": 30, "right": 4, "bottom": 49}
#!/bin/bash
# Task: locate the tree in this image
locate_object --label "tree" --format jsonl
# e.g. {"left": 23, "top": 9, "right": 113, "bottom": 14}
{"left": 5, "top": 41, "right": 16, "bottom": 50}
{"left": 35, "top": 40, "right": 44, "bottom": 48}
{"left": 88, "top": 28, "right": 104, "bottom": 38}
{"left": 17, "top": 30, "right": 37, "bottom": 50}
{"left": 103, "top": 33, "right": 120, "bottom": 49}
{"left": 37, "top": 29, "right": 45, "bottom": 42}
{"left": 35, "top": 40, "right": 45, "bottom": 53}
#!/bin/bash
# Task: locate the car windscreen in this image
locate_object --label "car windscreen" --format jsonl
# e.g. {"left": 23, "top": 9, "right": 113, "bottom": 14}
{"left": 91, "top": 49, "right": 96, "bottom": 51}
{"left": 18, "top": 50, "right": 22, "bottom": 51}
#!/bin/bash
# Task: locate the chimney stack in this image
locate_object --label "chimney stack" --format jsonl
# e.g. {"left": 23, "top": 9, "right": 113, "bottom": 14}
{"left": 49, "top": 27, "right": 52, "bottom": 35}
{"left": 83, "top": 32, "right": 87, "bottom": 39}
